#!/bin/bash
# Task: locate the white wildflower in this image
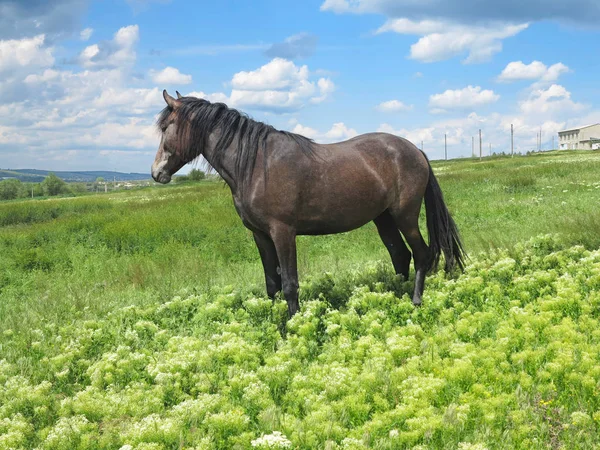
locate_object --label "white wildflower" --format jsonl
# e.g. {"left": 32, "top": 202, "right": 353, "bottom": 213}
{"left": 251, "top": 431, "right": 292, "bottom": 448}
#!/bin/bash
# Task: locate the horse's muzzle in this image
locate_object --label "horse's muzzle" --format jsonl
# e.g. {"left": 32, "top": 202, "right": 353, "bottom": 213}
{"left": 151, "top": 167, "right": 171, "bottom": 184}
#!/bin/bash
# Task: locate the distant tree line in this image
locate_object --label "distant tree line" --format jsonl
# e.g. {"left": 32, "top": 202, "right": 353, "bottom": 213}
{"left": 0, "top": 173, "right": 90, "bottom": 200}
{"left": 0, "top": 169, "right": 213, "bottom": 201}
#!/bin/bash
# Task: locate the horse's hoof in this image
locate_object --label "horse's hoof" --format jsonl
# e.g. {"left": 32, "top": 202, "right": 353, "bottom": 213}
{"left": 412, "top": 299, "right": 422, "bottom": 307}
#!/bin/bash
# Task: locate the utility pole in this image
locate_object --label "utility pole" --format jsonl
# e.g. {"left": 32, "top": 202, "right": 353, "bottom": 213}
{"left": 552, "top": 135, "right": 555, "bottom": 150}
{"left": 479, "top": 129, "right": 482, "bottom": 161}
{"left": 489, "top": 142, "right": 492, "bottom": 157}
{"left": 539, "top": 126, "right": 542, "bottom": 151}
{"left": 511, "top": 123, "right": 514, "bottom": 157}
{"left": 421, "top": 140, "right": 424, "bottom": 152}
{"left": 472, "top": 136, "right": 475, "bottom": 157}
{"left": 444, "top": 133, "right": 447, "bottom": 160}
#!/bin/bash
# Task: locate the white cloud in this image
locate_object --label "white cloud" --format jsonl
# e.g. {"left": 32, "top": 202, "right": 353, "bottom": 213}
{"left": 498, "top": 61, "right": 570, "bottom": 82}
{"left": 24, "top": 69, "right": 61, "bottom": 84}
{"left": 378, "top": 123, "right": 436, "bottom": 147}
{"left": 150, "top": 67, "right": 193, "bottom": 85}
{"left": 227, "top": 58, "right": 334, "bottom": 111}
{"left": 92, "top": 87, "right": 164, "bottom": 114}
{"left": 80, "top": 28, "right": 94, "bottom": 41}
{"left": 376, "top": 86, "right": 592, "bottom": 160}
{"left": 79, "top": 25, "right": 139, "bottom": 69}
{"left": 378, "top": 19, "right": 528, "bottom": 63}
{"left": 185, "top": 91, "right": 230, "bottom": 103}
{"left": 376, "top": 99, "right": 412, "bottom": 112}
{"left": 519, "top": 84, "right": 586, "bottom": 116}
{"left": 0, "top": 35, "right": 54, "bottom": 73}
{"left": 429, "top": 86, "right": 499, "bottom": 110}
{"left": 231, "top": 58, "right": 309, "bottom": 91}
{"left": 291, "top": 121, "right": 357, "bottom": 143}
{"left": 172, "top": 59, "right": 334, "bottom": 112}
{"left": 311, "top": 78, "right": 336, "bottom": 104}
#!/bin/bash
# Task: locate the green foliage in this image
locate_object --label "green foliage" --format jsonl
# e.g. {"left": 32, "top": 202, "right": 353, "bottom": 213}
{"left": 175, "top": 169, "right": 206, "bottom": 183}
{"left": 1, "top": 238, "right": 600, "bottom": 448}
{"left": 188, "top": 169, "right": 206, "bottom": 181}
{"left": 1, "top": 150, "right": 600, "bottom": 448}
{"left": 70, "top": 183, "right": 88, "bottom": 194}
{"left": 0, "top": 179, "right": 23, "bottom": 200}
{"left": 41, "top": 173, "right": 68, "bottom": 196}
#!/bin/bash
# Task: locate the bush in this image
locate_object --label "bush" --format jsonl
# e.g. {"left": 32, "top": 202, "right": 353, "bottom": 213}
{"left": 41, "top": 173, "right": 68, "bottom": 196}
{"left": 0, "top": 179, "right": 23, "bottom": 200}
{"left": 188, "top": 169, "right": 206, "bottom": 181}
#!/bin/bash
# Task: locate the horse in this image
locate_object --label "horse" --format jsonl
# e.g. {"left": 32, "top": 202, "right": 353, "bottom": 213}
{"left": 152, "top": 90, "right": 465, "bottom": 317}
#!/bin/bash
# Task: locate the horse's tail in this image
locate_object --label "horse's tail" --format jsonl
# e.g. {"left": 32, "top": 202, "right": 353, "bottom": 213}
{"left": 422, "top": 154, "right": 466, "bottom": 273}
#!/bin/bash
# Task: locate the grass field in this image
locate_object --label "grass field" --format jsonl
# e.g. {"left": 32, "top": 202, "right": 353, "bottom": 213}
{"left": 1, "top": 150, "right": 600, "bottom": 449}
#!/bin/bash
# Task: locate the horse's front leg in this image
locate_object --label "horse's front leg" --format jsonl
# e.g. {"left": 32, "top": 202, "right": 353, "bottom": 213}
{"left": 269, "top": 223, "right": 299, "bottom": 317}
{"left": 252, "top": 231, "right": 281, "bottom": 299}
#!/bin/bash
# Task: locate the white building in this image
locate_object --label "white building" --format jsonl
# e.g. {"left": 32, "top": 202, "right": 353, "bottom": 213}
{"left": 558, "top": 123, "right": 600, "bottom": 150}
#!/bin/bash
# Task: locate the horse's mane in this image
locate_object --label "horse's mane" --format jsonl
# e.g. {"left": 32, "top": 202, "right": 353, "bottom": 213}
{"left": 156, "top": 97, "right": 314, "bottom": 188}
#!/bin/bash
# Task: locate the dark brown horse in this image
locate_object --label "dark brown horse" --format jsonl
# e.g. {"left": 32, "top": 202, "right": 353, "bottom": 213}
{"left": 152, "top": 90, "right": 465, "bottom": 317}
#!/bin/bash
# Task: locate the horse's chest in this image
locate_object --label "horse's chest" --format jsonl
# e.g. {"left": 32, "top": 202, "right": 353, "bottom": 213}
{"left": 232, "top": 197, "right": 262, "bottom": 231}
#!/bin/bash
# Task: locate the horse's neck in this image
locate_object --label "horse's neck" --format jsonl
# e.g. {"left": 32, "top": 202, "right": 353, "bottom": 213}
{"left": 202, "top": 129, "right": 239, "bottom": 192}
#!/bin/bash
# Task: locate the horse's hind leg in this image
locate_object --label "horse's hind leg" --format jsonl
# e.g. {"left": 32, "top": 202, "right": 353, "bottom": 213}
{"left": 374, "top": 211, "right": 411, "bottom": 280}
{"left": 390, "top": 204, "right": 430, "bottom": 306}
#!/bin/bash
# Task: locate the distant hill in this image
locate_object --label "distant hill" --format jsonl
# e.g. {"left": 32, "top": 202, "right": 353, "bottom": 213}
{"left": 0, "top": 169, "right": 151, "bottom": 183}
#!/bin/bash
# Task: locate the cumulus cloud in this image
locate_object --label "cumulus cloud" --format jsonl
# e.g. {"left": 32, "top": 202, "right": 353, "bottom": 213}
{"left": 377, "top": 19, "right": 528, "bottom": 63}
{"left": 311, "top": 78, "right": 336, "bottom": 104}
{"left": 227, "top": 58, "right": 335, "bottom": 111}
{"left": 79, "top": 25, "right": 139, "bottom": 69}
{"left": 265, "top": 33, "right": 319, "bottom": 59}
{"left": 231, "top": 58, "right": 310, "bottom": 91}
{"left": 429, "top": 86, "right": 499, "bottom": 111}
{"left": 173, "top": 59, "right": 335, "bottom": 112}
{"left": 498, "top": 61, "right": 570, "bottom": 82}
{"left": 0, "top": 35, "right": 54, "bottom": 74}
{"left": 150, "top": 67, "right": 192, "bottom": 85}
{"left": 291, "top": 121, "right": 357, "bottom": 143}
{"left": 376, "top": 100, "right": 412, "bottom": 112}
{"left": 185, "top": 91, "right": 230, "bottom": 103}
{"left": 519, "top": 84, "right": 586, "bottom": 117}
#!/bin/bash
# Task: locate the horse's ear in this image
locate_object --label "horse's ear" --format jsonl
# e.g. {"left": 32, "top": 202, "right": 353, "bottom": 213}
{"left": 163, "top": 90, "right": 180, "bottom": 109}
{"left": 176, "top": 91, "right": 183, "bottom": 99}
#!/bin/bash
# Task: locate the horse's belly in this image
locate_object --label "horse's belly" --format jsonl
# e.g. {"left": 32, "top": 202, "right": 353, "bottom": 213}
{"left": 295, "top": 198, "right": 387, "bottom": 235}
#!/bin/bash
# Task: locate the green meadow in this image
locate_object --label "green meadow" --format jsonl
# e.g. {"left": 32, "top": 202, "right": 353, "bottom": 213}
{"left": 1, "top": 150, "right": 600, "bottom": 449}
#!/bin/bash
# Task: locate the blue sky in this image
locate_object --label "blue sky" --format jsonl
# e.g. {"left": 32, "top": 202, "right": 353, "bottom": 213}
{"left": 1, "top": 0, "right": 599, "bottom": 173}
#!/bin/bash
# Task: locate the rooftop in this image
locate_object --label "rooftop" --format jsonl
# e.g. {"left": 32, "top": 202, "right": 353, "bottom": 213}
{"left": 558, "top": 123, "right": 600, "bottom": 133}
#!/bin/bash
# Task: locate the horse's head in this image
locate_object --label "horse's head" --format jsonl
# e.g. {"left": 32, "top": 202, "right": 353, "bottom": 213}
{"left": 152, "top": 90, "right": 187, "bottom": 184}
